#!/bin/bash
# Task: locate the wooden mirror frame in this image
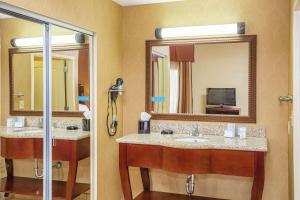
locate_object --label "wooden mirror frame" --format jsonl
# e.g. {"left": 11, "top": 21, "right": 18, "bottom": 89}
{"left": 9, "top": 44, "right": 89, "bottom": 117}
{"left": 146, "top": 35, "right": 257, "bottom": 123}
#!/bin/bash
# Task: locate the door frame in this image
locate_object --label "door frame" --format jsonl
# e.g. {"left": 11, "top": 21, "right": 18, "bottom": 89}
{"left": 30, "top": 53, "right": 77, "bottom": 111}
{"left": 293, "top": 2, "right": 300, "bottom": 200}
{"left": 0, "top": 2, "right": 98, "bottom": 200}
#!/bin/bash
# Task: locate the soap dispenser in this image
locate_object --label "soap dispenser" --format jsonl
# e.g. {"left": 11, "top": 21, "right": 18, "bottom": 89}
{"left": 224, "top": 123, "right": 236, "bottom": 138}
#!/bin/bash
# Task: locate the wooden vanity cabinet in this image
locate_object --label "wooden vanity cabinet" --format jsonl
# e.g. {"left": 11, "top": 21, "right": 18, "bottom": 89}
{"left": 162, "top": 147, "right": 211, "bottom": 174}
{"left": 210, "top": 150, "right": 256, "bottom": 177}
{"left": 120, "top": 143, "right": 265, "bottom": 200}
{"left": 0, "top": 137, "right": 90, "bottom": 200}
{"left": 1, "top": 138, "right": 36, "bottom": 159}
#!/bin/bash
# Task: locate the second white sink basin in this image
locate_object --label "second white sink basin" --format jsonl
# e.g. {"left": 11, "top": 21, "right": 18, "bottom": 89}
{"left": 175, "top": 137, "right": 208, "bottom": 143}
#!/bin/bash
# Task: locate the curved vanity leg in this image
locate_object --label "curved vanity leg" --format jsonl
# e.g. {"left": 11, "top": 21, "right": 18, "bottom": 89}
{"left": 140, "top": 168, "right": 150, "bottom": 191}
{"left": 251, "top": 152, "right": 265, "bottom": 200}
{"left": 119, "top": 144, "right": 133, "bottom": 200}
{"left": 4, "top": 159, "right": 13, "bottom": 197}
{"left": 5, "top": 159, "right": 13, "bottom": 179}
{"left": 65, "top": 160, "right": 78, "bottom": 200}
{"left": 5, "top": 159, "right": 14, "bottom": 179}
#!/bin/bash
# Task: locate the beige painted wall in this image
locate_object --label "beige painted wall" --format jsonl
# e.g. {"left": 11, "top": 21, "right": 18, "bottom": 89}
{"left": 0, "top": 1, "right": 124, "bottom": 200}
{"left": 122, "top": 0, "right": 290, "bottom": 199}
{"left": 193, "top": 43, "right": 248, "bottom": 115}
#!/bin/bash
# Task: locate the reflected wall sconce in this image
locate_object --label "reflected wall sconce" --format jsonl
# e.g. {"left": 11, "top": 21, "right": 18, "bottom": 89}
{"left": 10, "top": 33, "right": 85, "bottom": 47}
{"left": 155, "top": 22, "right": 245, "bottom": 39}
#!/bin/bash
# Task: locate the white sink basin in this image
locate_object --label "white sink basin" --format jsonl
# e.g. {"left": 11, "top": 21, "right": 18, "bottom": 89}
{"left": 11, "top": 127, "right": 43, "bottom": 133}
{"left": 175, "top": 137, "right": 208, "bottom": 143}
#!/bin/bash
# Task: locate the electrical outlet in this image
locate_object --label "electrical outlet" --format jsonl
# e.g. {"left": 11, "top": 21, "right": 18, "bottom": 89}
{"left": 19, "top": 99, "right": 24, "bottom": 109}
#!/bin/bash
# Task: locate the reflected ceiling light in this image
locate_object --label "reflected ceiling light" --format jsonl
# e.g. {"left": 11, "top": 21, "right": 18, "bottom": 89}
{"left": 10, "top": 33, "right": 85, "bottom": 47}
{"left": 155, "top": 22, "right": 245, "bottom": 39}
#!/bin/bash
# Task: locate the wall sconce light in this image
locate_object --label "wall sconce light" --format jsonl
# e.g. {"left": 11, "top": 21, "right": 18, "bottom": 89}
{"left": 10, "top": 33, "right": 85, "bottom": 47}
{"left": 155, "top": 22, "right": 245, "bottom": 39}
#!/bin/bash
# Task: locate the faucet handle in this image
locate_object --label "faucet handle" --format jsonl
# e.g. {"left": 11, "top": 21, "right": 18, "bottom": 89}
{"left": 193, "top": 123, "right": 199, "bottom": 131}
{"left": 52, "top": 122, "right": 57, "bottom": 128}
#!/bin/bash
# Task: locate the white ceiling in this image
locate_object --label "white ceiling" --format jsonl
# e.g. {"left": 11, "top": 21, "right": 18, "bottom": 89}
{"left": 113, "top": 0, "right": 184, "bottom": 6}
{"left": 0, "top": 13, "right": 13, "bottom": 19}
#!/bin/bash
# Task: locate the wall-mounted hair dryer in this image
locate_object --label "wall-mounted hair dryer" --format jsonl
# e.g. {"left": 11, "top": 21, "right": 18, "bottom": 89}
{"left": 110, "top": 78, "right": 123, "bottom": 101}
{"left": 106, "top": 78, "right": 124, "bottom": 136}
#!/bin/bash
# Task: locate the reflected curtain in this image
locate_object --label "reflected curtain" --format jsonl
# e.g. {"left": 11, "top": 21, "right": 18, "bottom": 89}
{"left": 169, "top": 62, "right": 179, "bottom": 113}
{"left": 178, "top": 61, "right": 193, "bottom": 113}
{"left": 152, "top": 56, "right": 159, "bottom": 111}
{"left": 152, "top": 54, "right": 169, "bottom": 113}
{"left": 170, "top": 45, "right": 194, "bottom": 113}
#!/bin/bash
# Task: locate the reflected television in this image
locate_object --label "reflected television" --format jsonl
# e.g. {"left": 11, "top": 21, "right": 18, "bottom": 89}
{"left": 206, "top": 88, "right": 236, "bottom": 106}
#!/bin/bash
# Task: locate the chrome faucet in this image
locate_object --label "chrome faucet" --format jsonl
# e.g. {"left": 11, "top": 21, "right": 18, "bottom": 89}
{"left": 191, "top": 124, "right": 202, "bottom": 137}
{"left": 38, "top": 118, "right": 43, "bottom": 128}
{"left": 38, "top": 118, "right": 57, "bottom": 128}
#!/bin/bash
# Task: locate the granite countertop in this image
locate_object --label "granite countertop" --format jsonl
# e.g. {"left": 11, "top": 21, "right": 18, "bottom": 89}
{"left": 0, "top": 127, "right": 90, "bottom": 140}
{"left": 116, "top": 133, "right": 268, "bottom": 152}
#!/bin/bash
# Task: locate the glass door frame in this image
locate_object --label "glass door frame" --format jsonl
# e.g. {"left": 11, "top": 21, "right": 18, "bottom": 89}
{"left": 0, "top": 2, "right": 97, "bottom": 200}
{"left": 43, "top": 23, "right": 52, "bottom": 199}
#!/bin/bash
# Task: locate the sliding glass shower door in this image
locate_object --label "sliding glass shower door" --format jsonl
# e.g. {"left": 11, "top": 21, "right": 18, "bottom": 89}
{"left": 0, "top": 12, "right": 46, "bottom": 200}
{"left": 0, "top": 3, "right": 94, "bottom": 200}
{"left": 50, "top": 25, "right": 92, "bottom": 200}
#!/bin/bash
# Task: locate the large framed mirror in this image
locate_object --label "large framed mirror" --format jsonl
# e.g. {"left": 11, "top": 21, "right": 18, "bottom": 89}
{"left": 9, "top": 44, "right": 89, "bottom": 117}
{"left": 146, "top": 35, "right": 256, "bottom": 123}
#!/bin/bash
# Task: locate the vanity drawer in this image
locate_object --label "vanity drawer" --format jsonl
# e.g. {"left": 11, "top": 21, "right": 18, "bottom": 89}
{"left": 35, "top": 139, "right": 73, "bottom": 161}
{"left": 35, "top": 138, "right": 89, "bottom": 161}
{"left": 162, "top": 147, "right": 210, "bottom": 174}
{"left": 127, "top": 144, "right": 162, "bottom": 168}
{"left": 211, "top": 150, "right": 255, "bottom": 177}
{"left": 52, "top": 140, "right": 73, "bottom": 160}
{"left": 1, "top": 138, "right": 35, "bottom": 159}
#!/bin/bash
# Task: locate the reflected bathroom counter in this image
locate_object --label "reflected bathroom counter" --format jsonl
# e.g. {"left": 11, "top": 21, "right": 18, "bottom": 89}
{"left": 117, "top": 132, "right": 268, "bottom": 152}
{"left": 0, "top": 127, "right": 90, "bottom": 140}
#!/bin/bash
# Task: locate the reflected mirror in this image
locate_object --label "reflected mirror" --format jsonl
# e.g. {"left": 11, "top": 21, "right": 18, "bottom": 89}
{"left": 10, "top": 44, "right": 89, "bottom": 116}
{"left": 146, "top": 35, "right": 256, "bottom": 122}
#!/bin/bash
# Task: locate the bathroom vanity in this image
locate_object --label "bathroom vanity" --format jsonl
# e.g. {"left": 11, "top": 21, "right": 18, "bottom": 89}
{"left": 0, "top": 127, "right": 90, "bottom": 200}
{"left": 117, "top": 133, "right": 267, "bottom": 200}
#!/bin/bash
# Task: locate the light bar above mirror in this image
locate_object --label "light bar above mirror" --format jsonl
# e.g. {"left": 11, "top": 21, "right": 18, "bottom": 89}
{"left": 155, "top": 22, "right": 245, "bottom": 39}
{"left": 10, "top": 33, "right": 85, "bottom": 47}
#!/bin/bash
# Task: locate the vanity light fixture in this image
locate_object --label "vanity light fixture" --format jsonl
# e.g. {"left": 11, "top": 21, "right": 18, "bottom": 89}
{"left": 10, "top": 33, "right": 85, "bottom": 47}
{"left": 155, "top": 22, "right": 245, "bottom": 39}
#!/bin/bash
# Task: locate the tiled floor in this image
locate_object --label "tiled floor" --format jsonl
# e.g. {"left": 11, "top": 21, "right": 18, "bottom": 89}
{"left": 0, "top": 192, "right": 90, "bottom": 200}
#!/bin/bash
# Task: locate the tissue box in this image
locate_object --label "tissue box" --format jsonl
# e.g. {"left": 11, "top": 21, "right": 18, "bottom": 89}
{"left": 138, "top": 120, "right": 150, "bottom": 134}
